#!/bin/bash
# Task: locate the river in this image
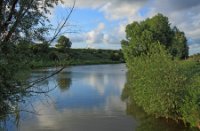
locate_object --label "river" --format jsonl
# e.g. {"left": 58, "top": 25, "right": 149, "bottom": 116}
{"left": 2, "top": 64, "right": 196, "bottom": 131}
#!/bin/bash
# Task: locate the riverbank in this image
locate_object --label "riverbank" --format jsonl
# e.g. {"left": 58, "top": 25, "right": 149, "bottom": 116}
{"left": 30, "top": 59, "right": 124, "bottom": 69}
{"left": 28, "top": 48, "right": 124, "bottom": 68}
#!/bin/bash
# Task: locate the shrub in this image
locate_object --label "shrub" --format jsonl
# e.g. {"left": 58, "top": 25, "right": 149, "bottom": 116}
{"left": 123, "top": 42, "right": 200, "bottom": 127}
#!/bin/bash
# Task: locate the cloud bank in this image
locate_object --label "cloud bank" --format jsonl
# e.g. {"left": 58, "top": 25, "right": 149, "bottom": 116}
{"left": 63, "top": 0, "right": 200, "bottom": 54}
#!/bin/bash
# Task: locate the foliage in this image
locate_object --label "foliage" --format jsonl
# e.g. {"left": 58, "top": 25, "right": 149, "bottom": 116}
{"left": 0, "top": 0, "right": 61, "bottom": 43}
{"left": 170, "top": 27, "right": 189, "bottom": 59}
{"left": 0, "top": 0, "right": 62, "bottom": 116}
{"left": 55, "top": 35, "right": 72, "bottom": 52}
{"left": 122, "top": 40, "right": 200, "bottom": 127}
{"left": 121, "top": 14, "right": 199, "bottom": 127}
{"left": 178, "top": 61, "right": 200, "bottom": 127}
{"left": 0, "top": 43, "right": 30, "bottom": 114}
{"left": 121, "top": 13, "right": 188, "bottom": 59}
{"left": 30, "top": 48, "right": 124, "bottom": 68}
{"left": 124, "top": 43, "right": 185, "bottom": 117}
{"left": 121, "top": 86, "right": 198, "bottom": 131}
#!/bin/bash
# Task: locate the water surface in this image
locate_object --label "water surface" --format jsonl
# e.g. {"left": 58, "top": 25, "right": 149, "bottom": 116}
{"left": 3, "top": 64, "right": 196, "bottom": 131}
{"left": 9, "top": 64, "right": 137, "bottom": 131}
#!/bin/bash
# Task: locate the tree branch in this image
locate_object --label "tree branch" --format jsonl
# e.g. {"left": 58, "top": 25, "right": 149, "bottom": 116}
{"left": 2, "top": 0, "right": 19, "bottom": 33}
{"left": 3, "top": 0, "right": 35, "bottom": 43}
{"left": 25, "top": 66, "right": 65, "bottom": 90}
{"left": 48, "top": 0, "right": 76, "bottom": 44}
{"left": 24, "top": 1, "right": 76, "bottom": 90}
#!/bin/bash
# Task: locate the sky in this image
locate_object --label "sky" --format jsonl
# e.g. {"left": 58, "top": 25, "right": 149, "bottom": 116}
{"left": 49, "top": 0, "right": 200, "bottom": 55}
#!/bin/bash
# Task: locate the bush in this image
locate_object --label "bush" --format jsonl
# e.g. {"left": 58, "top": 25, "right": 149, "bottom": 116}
{"left": 178, "top": 62, "right": 200, "bottom": 127}
{"left": 123, "top": 42, "right": 200, "bottom": 127}
{"left": 126, "top": 43, "right": 185, "bottom": 116}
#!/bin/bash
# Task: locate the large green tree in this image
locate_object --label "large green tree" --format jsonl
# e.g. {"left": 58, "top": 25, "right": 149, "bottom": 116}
{"left": 121, "top": 13, "right": 188, "bottom": 60}
{"left": 121, "top": 14, "right": 200, "bottom": 128}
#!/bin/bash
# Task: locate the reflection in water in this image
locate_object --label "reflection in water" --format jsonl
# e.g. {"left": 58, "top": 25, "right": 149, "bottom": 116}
{"left": 2, "top": 64, "right": 196, "bottom": 131}
{"left": 57, "top": 72, "right": 72, "bottom": 92}
{"left": 121, "top": 72, "right": 198, "bottom": 131}
{"left": 20, "top": 96, "right": 131, "bottom": 131}
{"left": 2, "top": 64, "right": 137, "bottom": 131}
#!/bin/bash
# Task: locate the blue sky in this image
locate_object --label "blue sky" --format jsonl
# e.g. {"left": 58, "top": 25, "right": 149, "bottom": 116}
{"left": 49, "top": 0, "right": 200, "bottom": 55}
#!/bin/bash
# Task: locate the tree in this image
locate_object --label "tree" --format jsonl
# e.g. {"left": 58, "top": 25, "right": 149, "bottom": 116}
{"left": 1, "top": 0, "right": 59, "bottom": 43}
{"left": 121, "top": 14, "right": 200, "bottom": 128}
{"left": 170, "top": 27, "right": 188, "bottom": 59}
{"left": 121, "top": 13, "right": 188, "bottom": 59}
{"left": 0, "top": 0, "right": 75, "bottom": 116}
{"left": 56, "top": 35, "right": 72, "bottom": 52}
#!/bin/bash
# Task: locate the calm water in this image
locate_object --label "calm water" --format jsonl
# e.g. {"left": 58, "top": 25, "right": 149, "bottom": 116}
{"left": 3, "top": 64, "right": 196, "bottom": 131}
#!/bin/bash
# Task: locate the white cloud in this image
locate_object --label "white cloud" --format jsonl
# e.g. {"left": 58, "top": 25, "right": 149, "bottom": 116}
{"left": 84, "top": 22, "right": 123, "bottom": 47}
{"left": 96, "top": 22, "right": 105, "bottom": 31}
{"left": 63, "top": 0, "right": 148, "bottom": 20}
{"left": 61, "top": 0, "right": 200, "bottom": 54}
{"left": 99, "top": 2, "right": 142, "bottom": 20}
{"left": 145, "top": 1, "right": 200, "bottom": 55}
{"left": 86, "top": 22, "right": 105, "bottom": 44}
{"left": 67, "top": 22, "right": 123, "bottom": 49}
{"left": 152, "top": 0, "right": 200, "bottom": 12}
{"left": 86, "top": 30, "right": 104, "bottom": 44}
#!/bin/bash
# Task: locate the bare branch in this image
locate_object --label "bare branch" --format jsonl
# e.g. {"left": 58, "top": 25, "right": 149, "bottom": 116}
{"left": 48, "top": 0, "right": 76, "bottom": 44}
{"left": 27, "top": 86, "right": 57, "bottom": 94}
{"left": 25, "top": 66, "right": 65, "bottom": 90}
{"left": 24, "top": 1, "right": 77, "bottom": 89}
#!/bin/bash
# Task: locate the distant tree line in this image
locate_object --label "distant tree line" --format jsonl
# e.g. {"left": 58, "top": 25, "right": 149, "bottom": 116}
{"left": 13, "top": 35, "right": 124, "bottom": 67}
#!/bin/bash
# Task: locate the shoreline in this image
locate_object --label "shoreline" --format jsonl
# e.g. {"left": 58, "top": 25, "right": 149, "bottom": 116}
{"left": 31, "top": 60, "right": 125, "bottom": 69}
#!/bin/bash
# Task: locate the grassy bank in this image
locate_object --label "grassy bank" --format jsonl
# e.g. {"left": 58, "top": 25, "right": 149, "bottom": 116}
{"left": 30, "top": 59, "right": 123, "bottom": 69}
{"left": 28, "top": 48, "right": 124, "bottom": 68}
